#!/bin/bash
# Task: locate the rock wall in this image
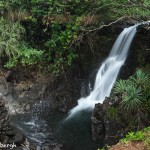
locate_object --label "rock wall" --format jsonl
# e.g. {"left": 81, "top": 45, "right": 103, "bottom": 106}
{"left": 0, "top": 70, "right": 81, "bottom": 114}
{"left": 0, "top": 18, "right": 149, "bottom": 149}
{"left": 91, "top": 96, "right": 125, "bottom": 146}
{"left": 0, "top": 93, "right": 24, "bottom": 148}
{"left": 0, "top": 19, "right": 149, "bottom": 115}
{"left": 78, "top": 19, "right": 150, "bottom": 81}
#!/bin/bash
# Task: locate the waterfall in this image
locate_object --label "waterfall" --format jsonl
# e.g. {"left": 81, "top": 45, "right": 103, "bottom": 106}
{"left": 67, "top": 25, "right": 138, "bottom": 119}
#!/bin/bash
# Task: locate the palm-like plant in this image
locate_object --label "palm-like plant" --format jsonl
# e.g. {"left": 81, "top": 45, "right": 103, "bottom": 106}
{"left": 113, "top": 79, "right": 127, "bottom": 94}
{"left": 130, "top": 69, "right": 149, "bottom": 88}
{"left": 121, "top": 84, "right": 143, "bottom": 112}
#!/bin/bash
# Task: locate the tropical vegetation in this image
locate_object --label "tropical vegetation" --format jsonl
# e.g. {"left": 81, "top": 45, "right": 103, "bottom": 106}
{"left": 112, "top": 69, "right": 150, "bottom": 129}
{"left": 0, "top": 0, "right": 150, "bottom": 75}
{"left": 120, "top": 127, "right": 150, "bottom": 149}
{"left": 99, "top": 127, "right": 150, "bottom": 150}
{"left": 0, "top": 1, "right": 150, "bottom": 149}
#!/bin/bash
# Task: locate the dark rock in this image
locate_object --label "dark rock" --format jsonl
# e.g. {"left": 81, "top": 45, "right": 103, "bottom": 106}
{"left": 5, "top": 70, "right": 13, "bottom": 82}
{"left": 29, "top": 143, "right": 63, "bottom": 150}
{"left": 44, "top": 75, "right": 80, "bottom": 112}
{"left": 7, "top": 128, "right": 24, "bottom": 145}
{"left": 104, "top": 118, "right": 122, "bottom": 145}
{"left": 91, "top": 103, "right": 105, "bottom": 142}
{"left": 0, "top": 93, "right": 25, "bottom": 148}
{"left": 98, "top": 17, "right": 139, "bottom": 35}
{"left": 91, "top": 96, "right": 124, "bottom": 146}
{"left": 137, "top": 22, "right": 150, "bottom": 34}
{"left": 0, "top": 70, "right": 81, "bottom": 114}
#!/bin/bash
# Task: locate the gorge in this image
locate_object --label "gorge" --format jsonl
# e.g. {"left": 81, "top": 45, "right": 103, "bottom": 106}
{"left": 0, "top": 18, "right": 150, "bottom": 150}
{"left": 10, "top": 21, "right": 149, "bottom": 150}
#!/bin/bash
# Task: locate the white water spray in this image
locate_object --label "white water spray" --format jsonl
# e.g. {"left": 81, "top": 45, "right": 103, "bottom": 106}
{"left": 67, "top": 25, "right": 138, "bottom": 119}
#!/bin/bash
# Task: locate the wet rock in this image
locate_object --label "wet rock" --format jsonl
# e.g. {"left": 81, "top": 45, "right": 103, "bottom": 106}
{"left": 5, "top": 70, "right": 13, "bottom": 82}
{"left": 91, "top": 95, "right": 124, "bottom": 146}
{"left": 91, "top": 103, "right": 105, "bottom": 142}
{"left": 0, "top": 93, "right": 25, "bottom": 147}
{"left": 29, "top": 143, "right": 63, "bottom": 150}
{"left": 6, "top": 127, "right": 24, "bottom": 145}
{"left": 25, "top": 104, "right": 30, "bottom": 110}
{"left": 137, "top": 22, "right": 150, "bottom": 33}
{"left": 104, "top": 119, "right": 122, "bottom": 145}
{"left": 53, "top": 145, "right": 61, "bottom": 150}
{"left": 0, "top": 71, "right": 80, "bottom": 114}
{"left": 44, "top": 75, "right": 80, "bottom": 112}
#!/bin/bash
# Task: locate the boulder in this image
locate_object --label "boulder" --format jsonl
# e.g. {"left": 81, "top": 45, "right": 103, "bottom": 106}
{"left": 91, "top": 95, "right": 124, "bottom": 146}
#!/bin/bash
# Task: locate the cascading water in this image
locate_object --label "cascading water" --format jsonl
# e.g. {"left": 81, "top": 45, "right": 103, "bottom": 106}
{"left": 67, "top": 25, "right": 138, "bottom": 119}
{"left": 10, "top": 22, "right": 149, "bottom": 150}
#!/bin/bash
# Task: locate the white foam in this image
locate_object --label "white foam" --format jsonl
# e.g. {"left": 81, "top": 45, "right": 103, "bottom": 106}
{"left": 67, "top": 25, "right": 137, "bottom": 119}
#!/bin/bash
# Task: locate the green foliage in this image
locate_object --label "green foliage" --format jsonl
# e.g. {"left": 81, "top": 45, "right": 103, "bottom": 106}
{"left": 44, "top": 22, "right": 79, "bottom": 74}
{"left": 106, "top": 106, "right": 119, "bottom": 121}
{"left": 4, "top": 43, "right": 43, "bottom": 68}
{"left": 113, "top": 69, "right": 150, "bottom": 128}
{"left": 130, "top": 69, "right": 149, "bottom": 95}
{"left": 120, "top": 127, "right": 150, "bottom": 147}
{"left": 0, "top": 18, "right": 43, "bottom": 68}
{"left": 114, "top": 69, "right": 150, "bottom": 111}
{"left": 0, "top": 18, "right": 25, "bottom": 57}
{"left": 113, "top": 79, "right": 127, "bottom": 94}
{"left": 2, "top": 0, "right": 85, "bottom": 74}
{"left": 121, "top": 131, "right": 144, "bottom": 143}
{"left": 144, "top": 127, "right": 150, "bottom": 149}
{"left": 122, "top": 84, "right": 143, "bottom": 111}
{"left": 96, "top": 0, "right": 150, "bottom": 20}
{"left": 130, "top": 69, "right": 149, "bottom": 87}
{"left": 0, "top": 0, "right": 150, "bottom": 74}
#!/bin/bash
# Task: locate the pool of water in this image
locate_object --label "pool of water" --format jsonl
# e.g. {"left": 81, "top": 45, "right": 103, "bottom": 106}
{"left": 10, "top": 110, "right": 103, "bottom": 150}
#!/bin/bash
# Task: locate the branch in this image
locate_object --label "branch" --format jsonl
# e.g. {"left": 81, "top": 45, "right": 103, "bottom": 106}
{"left": 81, "top": 16, "right": 127, "bottom": 33}
{"left": 70, "top": 16, "right": 129, "bottom": 47}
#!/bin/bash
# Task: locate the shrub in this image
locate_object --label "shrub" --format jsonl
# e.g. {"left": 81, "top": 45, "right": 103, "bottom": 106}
{"left": 120, "top": 126, "right": 150, "bottom": 147}
{"left": 0, "top": 18, "right": 43, "bottom": 68}
{"left": 113, "top": 79, "right": 127, "bottom": 94}
{"left": 113, "top": 69, "right": 150, "bottom": 128}
{"left": 121, "top": 84, "right": 143, "bottom": 112}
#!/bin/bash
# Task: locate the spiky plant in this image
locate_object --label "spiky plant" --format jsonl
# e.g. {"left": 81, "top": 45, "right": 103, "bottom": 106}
{"left": 130, "top": 69, "right": 149, "bottom": 88}
{"left": 121, "top": 84, "right": 143, "bottom": 112}
{"left": 113, "top": 79, "right": 127, "bottom": 94}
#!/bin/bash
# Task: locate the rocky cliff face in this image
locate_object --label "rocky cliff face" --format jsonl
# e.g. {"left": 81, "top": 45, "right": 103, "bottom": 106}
{"left": 0, "top": 70, "right": 81, "bottom": 114}
{"left": 0, "top": 18, "right": 149, "bottom": 149}
{"left": 0, "top": 19, "right": 149, "bottom": 116}
{"left": 91, "top": 95, "right": 127, "bottom": 146}
{"left": 0, "top": 93, "right": 63, "bottom": 150}
{"left": 79, "top": 19, "right": 150, "bottom": 81}
{"left": 0, "top": 93, "right": 24, "bottom": 148}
